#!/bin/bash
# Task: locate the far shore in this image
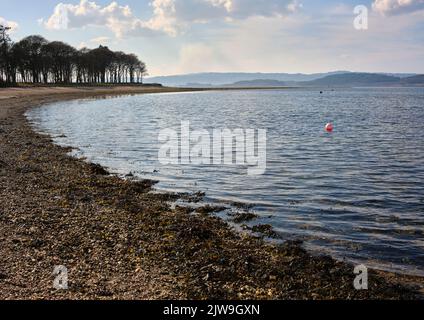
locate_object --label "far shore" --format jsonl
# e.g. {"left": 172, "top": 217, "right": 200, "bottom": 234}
{"left": 0, "top": 85, "right": 422, "bottom": 300}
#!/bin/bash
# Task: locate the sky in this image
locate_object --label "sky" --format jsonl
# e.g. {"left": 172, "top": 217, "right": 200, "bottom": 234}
{"left": 1, "top": 0, "right": 424, "bottom": 76}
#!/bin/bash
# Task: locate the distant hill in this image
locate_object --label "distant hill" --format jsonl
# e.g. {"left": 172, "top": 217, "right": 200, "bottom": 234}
{"left": 146, "top": 71, "right": 419, "bottom": 87}
{"left": 219, "top": 73, "right": 424, "bottom": 88}
{"left": 145, "top": 71, "right": 350, "bottom": 86}
{"left": 400, "top": 75, "right": 424, "bottom": 85}
{"left": 300, "top": 73, "right": 401, "bottom": 87}
{"left": 226, "top": 79, "right": 288, "bottom": 87}
{"left": 386, "top": 73, "right": 417, "bottom": 78}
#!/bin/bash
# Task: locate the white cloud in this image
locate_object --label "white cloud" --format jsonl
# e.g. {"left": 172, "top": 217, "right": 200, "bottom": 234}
{"left": 163, "top": 15, "right": 307, "bottom": 74}
{"left": 44, "top": 0, "right": 137, "bottom": 37}
{"left": 154, "top": 6, "right": 424, "bottom": 76}
{"left": 78, "top": 37, "right": 111, "bottom": 50}
{"left": 0, "top": 17, "right": 19, "bottom": 32}
{"left": 175, "top": 43, "right": 235, "bottom": 73}
{"left": 43, "top": 0, "right": 301, "bottom": 38}
{"left": 373, "top": 0, "right": 424, "bottom": 15}
{"left": 90, "top": 36, "right": 110, "bottom": 44}
{"left": 77, "top": 42, "right": 88, "bottom": 49}
{"left": 154, "top": 0, "right": 302, "bottom": 23}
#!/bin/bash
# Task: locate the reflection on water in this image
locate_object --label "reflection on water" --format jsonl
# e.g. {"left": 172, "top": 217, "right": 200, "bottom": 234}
{"left": 27, "top": 88, "right": 424, "bottom": 276}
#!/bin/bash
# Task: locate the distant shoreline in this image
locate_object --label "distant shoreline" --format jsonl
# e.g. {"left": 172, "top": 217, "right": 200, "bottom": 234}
{"left": 145, "top": 72, "right": 424, "bottom": 88}
{"left": 0, "top": 86, "right": 422, "bottom": 299}
{"left": 0, "top": 83, "right": 298, "bottom": 90}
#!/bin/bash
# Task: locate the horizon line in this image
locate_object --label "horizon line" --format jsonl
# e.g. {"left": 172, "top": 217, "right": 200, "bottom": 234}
{"left": 146, "top": 70, "right": 421, "bottom": 78}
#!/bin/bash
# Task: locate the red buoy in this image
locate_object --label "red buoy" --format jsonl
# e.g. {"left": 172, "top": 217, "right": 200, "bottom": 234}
{"left": 325, "top": 123, "right": 334, "bottom": 132}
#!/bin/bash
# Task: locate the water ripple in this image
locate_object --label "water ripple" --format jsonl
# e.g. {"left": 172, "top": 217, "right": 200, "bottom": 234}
{"left": 27, "top": 88, "right": 424, "bottom": 276}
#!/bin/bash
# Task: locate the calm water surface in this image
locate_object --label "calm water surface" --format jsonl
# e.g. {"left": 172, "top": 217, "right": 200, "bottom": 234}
{"left": 27, "top": 88, "right": 424, "bottom": 275}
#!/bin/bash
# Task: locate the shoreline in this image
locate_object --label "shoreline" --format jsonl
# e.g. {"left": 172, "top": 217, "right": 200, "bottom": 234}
{"left": 0, "top": 86, "right": 422, "bottom": 299}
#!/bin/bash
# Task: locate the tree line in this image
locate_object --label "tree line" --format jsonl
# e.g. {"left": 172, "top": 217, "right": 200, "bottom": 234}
{"left": 0, "top": 26, "right": 148, "bottom": 86}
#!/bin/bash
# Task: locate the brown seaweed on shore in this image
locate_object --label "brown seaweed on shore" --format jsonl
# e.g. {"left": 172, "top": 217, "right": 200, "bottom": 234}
{"left": 180, "top": 191, "right": 206, "bottom": 203}
{"left": 230, "top": 212, "right": 259, "bottom": 223}
{"left": 89, "top": 163, "right": 110, "bottom": 176}
{"left": 251, "top": 224, "right": 279, "bottom": 239}
{"left": 196, "top": 205, "right": 227, "bottom": 215}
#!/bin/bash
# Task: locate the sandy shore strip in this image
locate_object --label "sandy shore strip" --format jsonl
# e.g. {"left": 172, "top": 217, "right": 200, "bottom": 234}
{"left": 0, "top": 85, "right": 422, "bottom": 300}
